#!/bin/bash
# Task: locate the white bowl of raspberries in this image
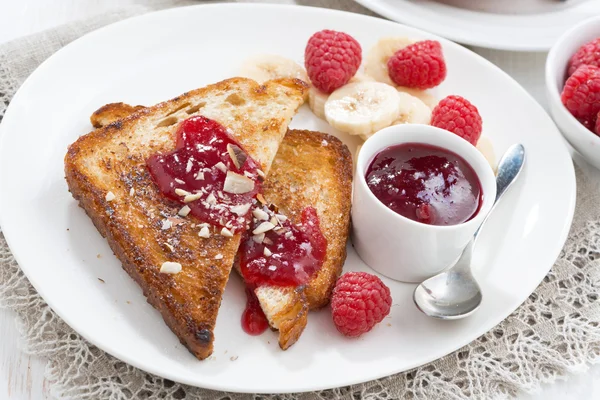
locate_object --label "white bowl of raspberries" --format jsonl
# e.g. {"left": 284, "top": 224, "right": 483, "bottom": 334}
{"left": 546, "top": 16, "right": 600, "bottom": 170}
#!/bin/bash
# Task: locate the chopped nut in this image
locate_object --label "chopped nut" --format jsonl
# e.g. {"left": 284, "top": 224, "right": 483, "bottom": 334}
{"left": 175, "top": 188, "right": 191, "bottom": 197}
{"left": 186, "top": 159, "right": 193, "bottom": 173}
{"left": 257, "top": 169, "right": 265, "bottom": 179}
{"left": 164, "top": 243, "right": 175, "bottom": 252}
{"left": 178, "top": 205, "right": 191, "bottom": 217}
{"left": 174, "top": 178, "right": 185, "bottom": 184}
{"left": 256, "top": 193, "right": 267, "bottom": 204}
{"left": 215, "top": 161, "right": 228, "bottom": 173}
{"left": 230, "top": 203, "right": 251, "bottom": 216}
{"left": 183, "top": 192, "right": 202, "bottom": 203}
{"left": 275, "top": 214, "right": 288, "bottom": 222}
{"left": 285, "top": 231, "right": 293, "bottom": 239}
{"left": 215, "top": 254, "right": 223, "bottom": 260}
{"left": 263, "top": 247, "right": 272, "bottom": 257}
{"left": 263, "top": 237, "right": 273, "bottom": 245}
{"left": 253, "top": 221, "right": 276, "bottom": 235}
{"left": 270, "top": 216, "right": 278, "bottom": 226}
{"left": 268, "top": 265, "right": 277, "bottom": 271}
{"left": 230, "top": 356, "right": 238, "bottom": 361}
{"left": 105, "top": 191, "right": 116, "bottom": 202}
{"left": 206, "top": 193, "right": 217, "bottom": 205}
{"left": 198, "top": 226, "right": 210, "bottom": 238}
{"left": 220, "top": 227, "right": 234, "bottom": 237}
{"left": 252, "top": 208, "right": 269, "bottom": 221}
{"left": 160, "top": 262, "right": 182, "bottom": 274}
{"left": 244, "top": 171, "right": 254, "bottom": 178}
{"left": 227, "top": 143, "right": 247, "bottom": 169}
{"left": 129, "top": 187, "right": 135, "bottom": 197}
{"left": 161, "top": 219, "right": 173, "bottom": 230}
{"left": 223, "top": 171, "right": 254, "bottom": 194}
{"left": 195, "top": 171, "right": 205, "bottom": 180}
{"left": 253, "top": 233, "right": 265, "bottom": 243}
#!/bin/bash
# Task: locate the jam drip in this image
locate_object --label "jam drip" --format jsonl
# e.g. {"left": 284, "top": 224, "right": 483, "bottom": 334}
{"left": 239, "top": 205, "right": 327, "bottom": 287}
{"left": 147, "top": 116, "right": 261, "bottom": 230}
{"left": 366, "top": 143, "right": 482, "bottom": 226}
{"left": 241, "top": 287, "right": 269, "bottom": 335}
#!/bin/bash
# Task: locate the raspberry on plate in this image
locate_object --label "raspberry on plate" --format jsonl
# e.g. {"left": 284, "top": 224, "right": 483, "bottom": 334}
{"left": 387, "top": 40, "right": 447, "bottom": 89}
{"left": 561, "top": 65, "right": 600, "bottom": 129}
{"left": 431, "top": 95, "right": 483, "bottom": 145}
{"left": 567, "top": 38, "right": 600, "bottom": 77}
{"left": 304, "top": 30, "right": 362, "bottom": 94}
{"left": 331, "top": 272, "right": 392, "bottom": 338}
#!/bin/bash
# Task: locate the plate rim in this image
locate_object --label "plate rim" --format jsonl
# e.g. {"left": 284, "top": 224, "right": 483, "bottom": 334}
{"left": 0, "top": 2, "right": 577, "bottom": 393}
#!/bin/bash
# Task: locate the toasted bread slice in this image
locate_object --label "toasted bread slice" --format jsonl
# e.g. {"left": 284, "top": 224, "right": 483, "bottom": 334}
{"left": 254, "top": 130, "right": 352, "bottom": 348}
{"left": 65, "top": 77, "right": 307, "bottom": 360}
{"left": 89, "top": 105, "right": 352, "bottom": 350}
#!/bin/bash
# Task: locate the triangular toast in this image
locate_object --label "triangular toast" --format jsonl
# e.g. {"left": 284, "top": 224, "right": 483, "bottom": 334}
{"left": 88, "top": 101, "right": 352, "bottom": 351}
{"left": 65, "top": 78, "right": 307, "bottom": 359}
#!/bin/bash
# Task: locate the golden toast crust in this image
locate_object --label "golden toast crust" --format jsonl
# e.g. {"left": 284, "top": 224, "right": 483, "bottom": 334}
{"left": 65, "top": 78, "right": 307, "bottom": 359}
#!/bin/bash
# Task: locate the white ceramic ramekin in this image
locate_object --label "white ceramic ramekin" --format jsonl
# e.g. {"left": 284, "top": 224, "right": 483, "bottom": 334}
{"left": 352, "top": 124, "right": 497, "bottom": 283}
{"left": 546, "top": 16, "right": 600, "bottom": 170}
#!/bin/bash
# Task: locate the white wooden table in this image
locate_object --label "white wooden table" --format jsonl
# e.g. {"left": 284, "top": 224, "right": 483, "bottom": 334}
{"left": 1, "top": 1, "right": 600, "bottom": 398}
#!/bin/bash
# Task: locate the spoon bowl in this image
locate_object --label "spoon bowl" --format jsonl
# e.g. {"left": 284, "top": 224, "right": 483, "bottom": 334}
{"left": 413, "top": 143, "right": 526, "bottom": 319}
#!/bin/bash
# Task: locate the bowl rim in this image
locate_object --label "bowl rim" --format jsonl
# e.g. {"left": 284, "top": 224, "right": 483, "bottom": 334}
{"left": 545, "top": 15, "right": 600, "bottom": 146}
{"left": 355, "top": 124, "right": 497, "bottom": 232}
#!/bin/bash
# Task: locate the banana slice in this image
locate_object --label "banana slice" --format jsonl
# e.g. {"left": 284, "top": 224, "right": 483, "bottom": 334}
{"left": 364, "top": 37, "right": 414, "bottom": 86}
{"left": 239, "top": 54, "right": 308, "bottom": 83}
{"left": 393, "top": 92, "right": 432, "bottom": 125}
{"left": 349, "top": 72, "right": 376, "bottom": 84}
{"left": 308, "top": 87, "right": 328, "bottom": 119}
{"left": 325, "top": 82, "right": 402, "bottom": 136}
{"left": 476, "top": 136, "right": 497, "bottom": 172}
{"left": 397, "top": 87, "right": 438, "bottom": 110}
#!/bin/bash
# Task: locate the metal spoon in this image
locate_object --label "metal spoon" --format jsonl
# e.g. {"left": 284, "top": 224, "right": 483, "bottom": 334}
{"left": 413, "top": 144, "right": 526, "bottom": 320}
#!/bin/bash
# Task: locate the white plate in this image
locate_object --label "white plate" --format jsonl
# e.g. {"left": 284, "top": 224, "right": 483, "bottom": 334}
{"left": 0, "top": 4, "right": 575, "bottom": 393}
{"left": 354, "top": 0, "right": 600, "bottom": 51}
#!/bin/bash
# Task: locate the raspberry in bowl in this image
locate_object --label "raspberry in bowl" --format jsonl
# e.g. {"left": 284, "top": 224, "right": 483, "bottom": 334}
{"left": 352, "top": 124, "right": 496, "bottom": 283}
{"left": 546, "top": 16, "right": 600, "bottom": 170}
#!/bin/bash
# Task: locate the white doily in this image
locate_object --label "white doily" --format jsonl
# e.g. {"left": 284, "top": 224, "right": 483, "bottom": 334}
{"left": 2, "top": 3, "right": 600, "bottom": 399}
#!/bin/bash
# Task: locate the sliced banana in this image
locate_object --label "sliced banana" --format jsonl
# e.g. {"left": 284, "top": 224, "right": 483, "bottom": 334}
{"left": 325, "top": 81, "right": 402, "bottom": 136}
{"left": 308, "top": 86, "right": 328, "bottom": 119}
{"left": 393, "top": 92, "right": 432, "bottom": 125}
{"left": 397, "top": 86, "right": 438, "bottom": 110}
{"left": 364, "top": 37, "right": 415, "bottom": 86}
{"left": 238, "top": 54, "right": 308, "bottom": 84}
{"left": 476, "top": 136, "right": 497, "bottom": 172}
{"left": 349, "top": 72, "right": 376, "bottom": 84}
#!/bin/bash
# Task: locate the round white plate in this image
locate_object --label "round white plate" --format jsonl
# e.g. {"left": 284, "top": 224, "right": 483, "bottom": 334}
{"left": 0, "top": 4, "right": 575, "bottom": 393}
{"left": 354, "top": 0, "right": 600, "bottom": 51}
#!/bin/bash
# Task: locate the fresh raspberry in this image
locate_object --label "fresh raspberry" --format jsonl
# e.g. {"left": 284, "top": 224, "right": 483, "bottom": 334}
{"left": 331, "top": 272, "right": 392, "bottom": 338}
{"left": 387, "top": 40, "right": 447, "bottom": 89}
{"left": 305, "top": 30, "right": 362, "bottom": 94}
{"left": 431, "top": 95, "right": 483, "bottom": 145}
{"left": 567, "top": 38, "right": 600, "bottom": 77}
{"left": 561, "top": 65, "right": 600, "bottom": 126}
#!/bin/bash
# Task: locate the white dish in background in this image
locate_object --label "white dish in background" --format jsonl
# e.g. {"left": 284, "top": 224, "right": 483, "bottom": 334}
{"left": 546, "top": 16, "right": 600, "bottom": 170}
{"left": 354, "top": 0, "right": 600, "bottom": 51}
{"left": 0, "top": 4, "right": 575, "bottom": 393}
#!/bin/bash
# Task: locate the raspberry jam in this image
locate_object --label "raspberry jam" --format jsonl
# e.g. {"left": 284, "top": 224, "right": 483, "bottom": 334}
{"left": 366, "top": 143, "right": 482, "bottom": 225}
{"left": 241, "top": 287, "right": 269, "bottom": 335}
{"left": 147, "top": 116, "right": 262, "bottom": 230}
{"left": 239, "top": 205, "right": 327, "bottom": 287}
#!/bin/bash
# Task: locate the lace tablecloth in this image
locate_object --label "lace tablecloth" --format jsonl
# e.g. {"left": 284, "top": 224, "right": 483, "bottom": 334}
{"left": 2, "top": 1, "right": 600, "bottom": 399}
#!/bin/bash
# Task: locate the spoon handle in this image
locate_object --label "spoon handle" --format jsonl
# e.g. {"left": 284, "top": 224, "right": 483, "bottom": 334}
{"left": 474, "top": 144, "right": 526, "bottom": 239}
{"left": 454, "top": 144, "right": 526, "bottom": 272}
